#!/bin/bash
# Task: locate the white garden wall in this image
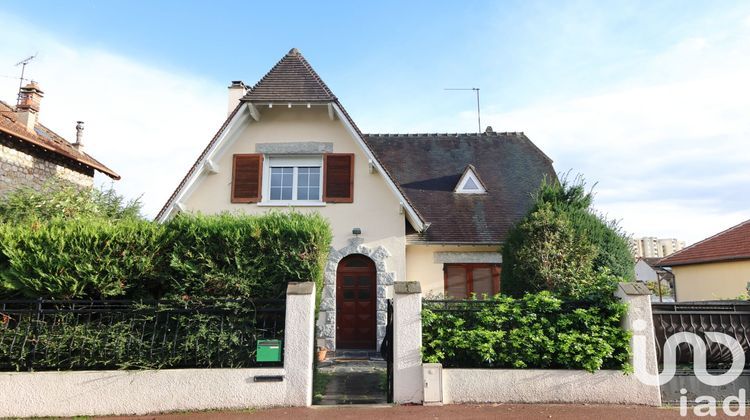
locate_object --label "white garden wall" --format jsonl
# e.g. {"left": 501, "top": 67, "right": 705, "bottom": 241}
{"left": 0, "top": 282, "right": 316, "bottom": 418}
{"left": 442, "top": 369, "right": 659, "bottom": 405}
{"left": 392, "top": 281, "right": 662, "bottom": 406}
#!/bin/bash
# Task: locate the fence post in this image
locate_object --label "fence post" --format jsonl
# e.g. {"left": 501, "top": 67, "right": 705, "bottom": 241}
{"left": 284, "top": 282, "right": 316, "bottom": 407}
{"left": 615, "top": 282, "right": 662, "bottom": 406}
{"left": 27, "top": 297, "right": 43, "bottom": 372}
{"left": 393, "top": 281, "right": 423, "bottom": 404}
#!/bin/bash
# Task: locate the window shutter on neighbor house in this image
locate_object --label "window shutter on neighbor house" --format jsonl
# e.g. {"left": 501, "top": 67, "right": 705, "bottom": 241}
{"left": 232, "top": 154, "right": 263, "bottom": 203}
{"left": 323, "top": 153, "right": 354, "bottom": 203}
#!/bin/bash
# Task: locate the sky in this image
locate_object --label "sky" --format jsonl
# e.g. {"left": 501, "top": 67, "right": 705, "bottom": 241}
{"left": 0, "top": 1, "right": 748, "bottom": 244}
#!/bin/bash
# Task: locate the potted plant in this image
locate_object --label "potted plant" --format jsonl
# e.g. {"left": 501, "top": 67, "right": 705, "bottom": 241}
{"left": 317, "top": 346, "right": 328, "bottom": 361}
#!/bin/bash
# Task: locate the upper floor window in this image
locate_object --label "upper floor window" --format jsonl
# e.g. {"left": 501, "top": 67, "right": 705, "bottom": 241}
{"left": 454, "top": 164, "right": 487, "bottom": 194}
{"left": 267, "top": 156, "right": 322, "bottom": 202}
{"left": 231, "top": 152, "right": 354, "bottom": 204}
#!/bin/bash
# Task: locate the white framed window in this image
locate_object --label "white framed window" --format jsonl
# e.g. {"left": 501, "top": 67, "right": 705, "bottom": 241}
{"left": 262, "top": 155, "right": 323, "bottom": 204}
{"left": 455, "top": 165, "right": 487, "bottom": 194}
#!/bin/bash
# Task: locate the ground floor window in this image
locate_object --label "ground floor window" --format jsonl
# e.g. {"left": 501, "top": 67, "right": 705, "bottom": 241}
{"left": 444, "top": 263, "right": 501, "bottom": 299}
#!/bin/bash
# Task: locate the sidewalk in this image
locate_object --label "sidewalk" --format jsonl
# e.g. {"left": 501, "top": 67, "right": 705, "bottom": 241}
{"left": 100, "top": 404, "right": 707, "bottom": 420}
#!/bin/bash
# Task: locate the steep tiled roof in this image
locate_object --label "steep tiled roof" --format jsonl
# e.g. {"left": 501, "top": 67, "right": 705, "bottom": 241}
{"left": 366, "top": 132, "right": 556, "bottom": 244}
{"left": 0, "top": 101, "right": 119, "bottom": 179}
{"left": 242, "top": 48, "right": 336, "bottom": 102}
{"left": 157, "top": 49, "right": 424, "bottom": 226}
{"left": 658, "top": 219, "right": 750, "bottom": 267}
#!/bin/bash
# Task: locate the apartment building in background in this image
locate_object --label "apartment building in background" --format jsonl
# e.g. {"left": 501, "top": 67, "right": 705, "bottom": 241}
{"left": 631, "top": 236, "right": 686, "bottom": 258}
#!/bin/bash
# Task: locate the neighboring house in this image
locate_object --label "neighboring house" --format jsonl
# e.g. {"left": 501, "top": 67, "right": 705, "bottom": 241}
{"left": 635, "top": 257, "right": 674, "bottom": 284}
{"left": 0, "top": 82, "right": 119, "bottom": 195}
{"left": 631, "top": 236, "right": 685, "bottom": 258}
{"left": 157, "top": 48, "right": 556, "bottom": 351}
{"left": 634, "top": 257, "right": 674, "bottom": 302}
{"left": 658, "top": 219, "right": 750, "bottom": 302}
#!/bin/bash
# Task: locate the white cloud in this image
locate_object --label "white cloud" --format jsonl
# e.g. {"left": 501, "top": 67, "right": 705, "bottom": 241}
{"left": 1, "top": 10, "right": 749, "bottom": 246}
{"left": 479, "top": 29, "right": 750, "bottom": 244}
{"left": 0, "top": 13, "right": 226, "bottom": 218}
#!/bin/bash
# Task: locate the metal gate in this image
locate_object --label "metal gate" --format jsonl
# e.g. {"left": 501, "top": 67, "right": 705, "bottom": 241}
{"left": 652, "top": 301, "right": 750, "bottom": 403}
{"left": 384, "top": 299, "right": 394, "bottom": 403}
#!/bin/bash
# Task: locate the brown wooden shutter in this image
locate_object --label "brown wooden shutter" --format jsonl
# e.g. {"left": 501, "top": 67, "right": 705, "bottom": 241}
{"left": 323, "top": 153, "right": 354, "bottom": 203}
{"left": 231, "top": 154, "right": 262, "bottom": 203}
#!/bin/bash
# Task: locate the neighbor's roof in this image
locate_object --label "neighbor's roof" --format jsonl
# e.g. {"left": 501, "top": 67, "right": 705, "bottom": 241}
{"left": 658, "top": 219, "right": 750, "bottom": 267}
{"left": 242, "top": 48, "right": 336, "bottom": 103}
{"left": 0, "top": 101, "right": 119, "bottom": 179}
{"left": 366, "top": 132, "right": 556, "bottom": 244}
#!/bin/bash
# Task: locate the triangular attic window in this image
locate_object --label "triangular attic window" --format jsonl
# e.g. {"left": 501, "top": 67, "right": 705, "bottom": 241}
{"left": 464, "top": 178, "right": 479, "bottom": 190}
{"left": 455, "top": 166, "right": 487, "bottom": 194}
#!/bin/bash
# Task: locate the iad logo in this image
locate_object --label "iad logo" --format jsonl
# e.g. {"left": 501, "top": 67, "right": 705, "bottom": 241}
{"left": 631, "top": 319, "right": 747, "bottom": 416}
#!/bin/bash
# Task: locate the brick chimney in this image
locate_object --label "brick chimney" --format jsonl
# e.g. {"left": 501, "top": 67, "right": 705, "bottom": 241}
{"left": 227, "top": 80, "right": 246, "bottom": 116}
{"left": 16, "top": 81, "right": 44, "bottom": 133}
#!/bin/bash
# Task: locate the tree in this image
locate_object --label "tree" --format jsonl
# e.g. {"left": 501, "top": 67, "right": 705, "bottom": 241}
{"left": 502, "top": 175, "right": 633, "bottom": 300}
{"left": 0, "top": 181, "right": 142, "bottom": 223}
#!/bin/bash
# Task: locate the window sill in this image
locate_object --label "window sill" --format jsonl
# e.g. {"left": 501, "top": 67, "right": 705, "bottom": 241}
{"left": 257, "top": 202, "right": 327, "bottom": 207}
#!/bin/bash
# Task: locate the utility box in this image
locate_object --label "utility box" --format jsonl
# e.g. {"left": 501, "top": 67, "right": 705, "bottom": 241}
{"left": 423, "top": 363, "right": 443, "bottom": 405}
{"left": 256, "top": 339, "right": 282, "bottom": 362}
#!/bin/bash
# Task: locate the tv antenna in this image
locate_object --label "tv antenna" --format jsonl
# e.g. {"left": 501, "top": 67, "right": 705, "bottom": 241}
{"left": 15, "top": 54, "right": 37, "bottom": 100}
{"left": 444, "top": 87, "right": 481, "bottom": 133}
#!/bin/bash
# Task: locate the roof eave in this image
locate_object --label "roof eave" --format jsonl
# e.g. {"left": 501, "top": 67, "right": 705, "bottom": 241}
{"left": 0, "top": 126, "right": 120, "bottom": 180}
{"left": 330, "top": 101, "right": 428, "bottom": 232}
{"left": 658, "top": 255, "right": 750, "bottom": 268}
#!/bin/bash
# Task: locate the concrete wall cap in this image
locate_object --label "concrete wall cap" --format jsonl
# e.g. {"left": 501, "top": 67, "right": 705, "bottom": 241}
{"left": 394, "top": 281, "right": 421, "bottom": 294}
{"left": 617, "top": 282, "right": 651, "bottom": 296}
{"left": 287, "top": 282, "right": 316, "bottom": 295}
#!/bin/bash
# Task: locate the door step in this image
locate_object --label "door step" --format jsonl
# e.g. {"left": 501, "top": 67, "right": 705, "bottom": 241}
{"left": 328, "top": 350, "right": 380, "bottom": 360}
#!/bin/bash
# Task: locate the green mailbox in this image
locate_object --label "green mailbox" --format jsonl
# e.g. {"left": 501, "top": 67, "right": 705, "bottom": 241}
{"left": 256, "top": 339, "right": 282, "bottom": 362}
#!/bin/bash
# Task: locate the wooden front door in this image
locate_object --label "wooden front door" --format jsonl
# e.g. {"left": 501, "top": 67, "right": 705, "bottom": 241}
{"left": 336, "top": 254, "right": 377, "bottom": 349}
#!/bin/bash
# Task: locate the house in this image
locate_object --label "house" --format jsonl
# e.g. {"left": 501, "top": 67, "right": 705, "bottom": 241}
{"left": 658, "top": 219, "right": 750, "bottom": 302}
{"left": 0, "top": 82, "right": 119, "bottom": 195}
{"left": 157, "top": 48, "right": 556, "bottom": 351}
{"left": 634, "top": 257, "right": 674, "bottom": 302}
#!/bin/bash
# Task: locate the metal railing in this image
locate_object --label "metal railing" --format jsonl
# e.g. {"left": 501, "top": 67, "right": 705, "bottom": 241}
{"left": 0, "top": 298, "right": 285, "bottom": 371}
{"left": 423, "top": 298, "right": 595, "bottom": 312}
{"left": 652, "top": 301, "right": 750, "bottom": 367}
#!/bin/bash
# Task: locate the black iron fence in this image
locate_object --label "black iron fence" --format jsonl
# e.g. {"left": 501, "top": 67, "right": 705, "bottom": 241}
{"left": 652, "top": 301, "right": 750, "bottom": 367}
{"left": 0, "top": 298, "right": 285, "bottom": 371}
{"left": 423, "top": 298, "right": 595, "bottom": 312}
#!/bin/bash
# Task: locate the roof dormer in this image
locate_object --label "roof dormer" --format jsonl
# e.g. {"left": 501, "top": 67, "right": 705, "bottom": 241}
{"left": 455, "top": 164, "right": 487, "bottom": 194}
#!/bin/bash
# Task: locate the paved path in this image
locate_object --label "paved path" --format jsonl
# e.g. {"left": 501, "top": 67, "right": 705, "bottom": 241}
{"left": 100, "top": 404, "right": 722, "bottom": 419}
{"left": 317, "top": 358, "right": 387, "bottom": 405}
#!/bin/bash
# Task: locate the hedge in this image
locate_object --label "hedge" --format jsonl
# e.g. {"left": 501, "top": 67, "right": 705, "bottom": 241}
{"left": 0, "top": 212, "right": 332, "bottom": 301}
{"left": 422, "top": 292, "right": 631, "bottom": 372}
{"left": 0, "top": 218, "right": 166, "bottom": 299}
{"left": 166, "top": 212, "right": 332, "bottom": 301}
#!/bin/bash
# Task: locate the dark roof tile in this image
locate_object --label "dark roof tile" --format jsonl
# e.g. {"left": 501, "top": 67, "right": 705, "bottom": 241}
{"left": 366, "top": 132, "right": 556, "bottom": 244}
{"left": 242, "top": 48, "right": 336, "bottom": 103}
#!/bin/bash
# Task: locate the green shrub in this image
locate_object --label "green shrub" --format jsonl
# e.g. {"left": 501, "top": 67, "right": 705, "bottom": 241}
{"left": 0, "top": 181, "right": 142, "bottom": 223}
{"left": 165, "top": 212, "right": 332, "bottom": 301}
{"left": 0, "top": 212, "right": 332, "bottom": 301}
{"left": 502, "top": 175, "right": 633, "bottom": 299}
{"left": 0, "top": 302, "right": 276, "bottom": 371}
{"left": 0, "top": 218, "right": 167, "bottom": 299}
{"left": 422, "top": 292, "right": 631, "bottom": 372}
